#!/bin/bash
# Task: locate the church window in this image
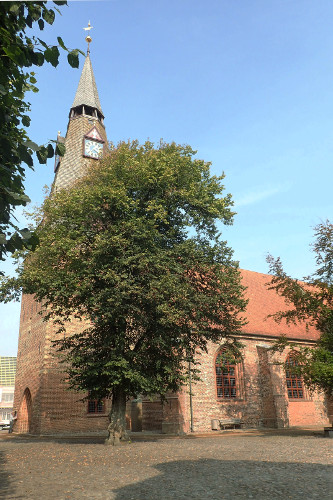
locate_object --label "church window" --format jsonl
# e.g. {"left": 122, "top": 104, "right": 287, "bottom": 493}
{"left": 285, "top": 354, "right": 304, "bottom": 399}
{"left": 215, "top": 349, "right": 242, "bottom": 399}
{"left": 87, "top": 399, "right": 105, "bottom": 414}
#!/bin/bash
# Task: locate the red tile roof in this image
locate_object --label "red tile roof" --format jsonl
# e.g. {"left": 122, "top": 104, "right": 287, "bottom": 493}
{"left": 240, "top": 269, "right": 319, "bottom": 341}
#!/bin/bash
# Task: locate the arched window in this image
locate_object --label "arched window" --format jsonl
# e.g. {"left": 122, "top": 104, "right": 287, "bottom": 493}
{"left": 215, "top": 349, "right": 243, "bottom": 399}
{"left": 285, "top": 354, "right": 304, "bottom": 399}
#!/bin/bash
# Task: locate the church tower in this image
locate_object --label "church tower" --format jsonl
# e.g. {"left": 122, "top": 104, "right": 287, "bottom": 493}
{"left": 54, "top": 32, "right": 107, "bottom": 191}
{"left": 13, "top": 28, "right": 111, "bottom": 434}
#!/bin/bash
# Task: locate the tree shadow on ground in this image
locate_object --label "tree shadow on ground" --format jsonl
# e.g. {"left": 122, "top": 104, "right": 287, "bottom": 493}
{"left": 1, "top": 433, "right": 107, "bottom": 445}
{"left": 0, "top": 450, "right": 24, "bottom": 499}
{"left": 113, "top": 458, "right": 333, "bottom": 500}
{"left": 0, "top": 451, "right": 10, "bottom": 497}
{"left": 0, "top": 426, "right": 327, "bottom": 446}
{"left": 218, "top": 427, "right": 327, "bottom": 439}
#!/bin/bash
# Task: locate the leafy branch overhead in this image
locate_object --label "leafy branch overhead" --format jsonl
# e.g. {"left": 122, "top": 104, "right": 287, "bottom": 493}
{"left": 267, "top": 220, "right": 333, "bottom": 394}
{"left": 0, "top": 1, "right": 84, "bottom": 266}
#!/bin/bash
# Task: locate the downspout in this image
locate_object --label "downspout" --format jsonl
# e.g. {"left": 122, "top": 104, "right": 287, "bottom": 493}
{"left": 188, "top": 360, "right": 194, "bottom": 432}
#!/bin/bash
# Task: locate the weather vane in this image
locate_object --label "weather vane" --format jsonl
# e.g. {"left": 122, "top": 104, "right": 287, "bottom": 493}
{"left": 83, "top": 21, "right": 93, "bottom": 55}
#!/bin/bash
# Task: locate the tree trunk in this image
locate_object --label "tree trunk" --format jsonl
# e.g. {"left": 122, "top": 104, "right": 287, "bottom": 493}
{"left": 106, "top": 386, "right": 128, "bottom": 445}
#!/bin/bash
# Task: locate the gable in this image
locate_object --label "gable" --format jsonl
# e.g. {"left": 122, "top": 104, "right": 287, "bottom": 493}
{"left": 84, "top": 126, "right": 104, "bottom": 143}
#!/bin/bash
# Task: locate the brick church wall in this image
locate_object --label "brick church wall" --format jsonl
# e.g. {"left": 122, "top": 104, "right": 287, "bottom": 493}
{"left": 14, "top": 295, "right": 113, "bottom": 435}
{"left": 14, "top": 294, "right": 46, "bottom": 434}
{"left": 172, "top": 338, "right": 330, "bottom": 433}
{"left": 14, "top": 297, "right": 330, "bottom": 435}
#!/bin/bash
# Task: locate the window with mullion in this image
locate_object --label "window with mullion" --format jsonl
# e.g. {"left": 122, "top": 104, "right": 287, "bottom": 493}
{"left": 87, "top": 399, "right": 105, "bottom": 414}
{"left": 285, "top": 354, "right": 304, "bottom": 399}
{"left": 215, "top": 353, "right": 237, "bottom": 399}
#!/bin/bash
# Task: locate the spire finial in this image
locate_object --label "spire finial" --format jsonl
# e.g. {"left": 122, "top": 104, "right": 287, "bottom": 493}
{"left": 83, "top": 20, "right": 93, "bottom": 55}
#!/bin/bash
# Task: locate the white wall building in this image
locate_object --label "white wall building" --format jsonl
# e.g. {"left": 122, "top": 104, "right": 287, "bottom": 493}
{"left": 0, "top": 357, "right": 16, "bottom": 427}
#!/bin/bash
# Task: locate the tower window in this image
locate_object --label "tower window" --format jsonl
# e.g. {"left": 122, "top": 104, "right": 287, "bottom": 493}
{"left": 84, "top": 105, "right": 94, "bottom": 117}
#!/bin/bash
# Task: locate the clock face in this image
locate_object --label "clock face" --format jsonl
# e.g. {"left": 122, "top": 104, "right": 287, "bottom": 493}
{"left": 84, "top": 139, "right": 103, "bottom": 159}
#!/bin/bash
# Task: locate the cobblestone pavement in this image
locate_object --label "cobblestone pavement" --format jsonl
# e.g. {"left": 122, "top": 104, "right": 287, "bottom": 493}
{"left": 0, "top": 429, "right": 332, "bottom": 499}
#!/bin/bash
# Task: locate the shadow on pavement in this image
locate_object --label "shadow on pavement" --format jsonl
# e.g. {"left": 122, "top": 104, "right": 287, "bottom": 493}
{"left": 0, "top": 426, "right": 327, "bottom": 445}
{"left": 2, "top": 435, "right": 106, "bottom": 445}
{"left": 113, "top": 458, "right": 333, "bottom": 500}
{"left": 0, "top": 450, "right": 24, "bottom": 499}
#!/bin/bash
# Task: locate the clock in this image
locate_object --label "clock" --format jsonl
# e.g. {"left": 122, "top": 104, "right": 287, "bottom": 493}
{"left": 84, "top": 138, "right": 103, "bottom": 159}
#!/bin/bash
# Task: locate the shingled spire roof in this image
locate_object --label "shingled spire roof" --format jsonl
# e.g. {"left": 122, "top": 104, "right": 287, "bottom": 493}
{"left": 71, "top": 53, "right": 103, "bottom": 116}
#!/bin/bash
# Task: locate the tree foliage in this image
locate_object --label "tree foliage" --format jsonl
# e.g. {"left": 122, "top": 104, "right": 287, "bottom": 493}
{"left": 1, "top": 140, "right": 247, "bottom": 443}
{"left": 267, "top": 220, "right": 333, "bottom": 394}
{"left": 0, "top": 1, "right": 82, "bottom": 267}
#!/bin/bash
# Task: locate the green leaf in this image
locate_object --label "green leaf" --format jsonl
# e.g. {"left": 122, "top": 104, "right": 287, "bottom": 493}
{"left": 19, "top": 228, "right": 32, "bottom": 241}
{"left": 9, "top": 4, "right": 20, "bottom": 14}
{"left": 25, "top": 231, "right": 39, "bottom": 250}
{"left": 30, "top": 84, "right": 39, "bottom": 93}
{"left": 20, "top": 194, "right": 31, "bottom": 203}
{"left": 22, "top": 116, "right": 31, "bottom": 127}
{"left": 38, "top": 19, "right": 45, "bottom": 30}
{"left": 67, "top": 50, "right": 79, "bottom": 69}
{"left": 25, "top": 140, "right": 39, "bottom": 152}
{"left": 0, "top": 234, "right": 6, "bottom": 245}
{"left": 29, "top": 4, "right": 41, "bottom": 21}
{"left": 0, "top": 84, "right": 7, "bottom": 96}
{"left": 5, "top": 191, "right": 31, "bottom": 204}
{"left": 47, "top": 144, "right": 54, "bottom": 158}
{"left": 37, "top": 38, "right": 49, "bottom": 50}
{"left": 55, "top": 142, "right": 66, "bottom": 156}
{"left": 3, "top": 46, "right": 25, "bottom": 66}
{"left": 26, "top": 15, "right": 33, "bottom": 29}
{"left": 44, "top": 46, "right": 60, "bottom": 68}
{"left": 7, "top": 233, "right": 24, "bottom": 252}
{"left": 22, "top": 115, "right": 31, "bottom": 127}
{"left": 31, "top": 51, "right": 44, "bottom": 66}
{"left": 57, "top": 37, "right": 67, "bottom": 51}
{"left": 42, "top": 8, "right": 55, "bottom": 25}
{"left": 36, "top": 146, "right": 48, "bottom": 164}
{"left": 18, "top": 144, "right": 34, "bottom": 167}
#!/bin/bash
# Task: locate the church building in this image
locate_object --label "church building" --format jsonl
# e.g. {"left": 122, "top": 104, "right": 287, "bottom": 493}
{"left": 13, "top": 34, "right": 331, "bottom": 435}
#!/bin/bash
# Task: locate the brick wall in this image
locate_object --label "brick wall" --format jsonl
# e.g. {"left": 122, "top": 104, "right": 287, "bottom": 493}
{"left": 14, "top": 294, "right": 46, "bottom": 433}
{"left": 154, "top": 337, "right": 330, "bottom": 434}
{"left": 14, "top": 107, "right": 110, "bottom": 435}
{"left": 14, "top": 294, "right": 107, "bottom": 434}
{"left": 15, "top": 295, "right": 330, "bottom": 436}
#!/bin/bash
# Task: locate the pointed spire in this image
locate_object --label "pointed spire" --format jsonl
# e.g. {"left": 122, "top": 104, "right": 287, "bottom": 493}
{"left": 71, "top": 54, "right": 103, "bottom": 115}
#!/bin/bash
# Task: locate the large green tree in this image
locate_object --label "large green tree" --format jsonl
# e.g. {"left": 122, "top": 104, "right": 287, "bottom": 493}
{"left": 0, "top": 1, "right": 81, "bottom": 266}
{"left": 1, "top": 141, "right": 247, "bottom": 444}
{"left": 267, "top": 220, "right": 333, "bottom": 395}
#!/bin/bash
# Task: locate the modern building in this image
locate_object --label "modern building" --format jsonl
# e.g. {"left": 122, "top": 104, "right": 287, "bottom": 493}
{"left": 13, "top": 35, "right": 331, "bottom": 435}
{"left": 0, "top": 357, "right": 16, "bottom": 428}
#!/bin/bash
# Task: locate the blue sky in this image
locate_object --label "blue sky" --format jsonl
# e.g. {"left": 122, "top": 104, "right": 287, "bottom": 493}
{"left": 1, "top": 0, "right": 333, "bottom": 356}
